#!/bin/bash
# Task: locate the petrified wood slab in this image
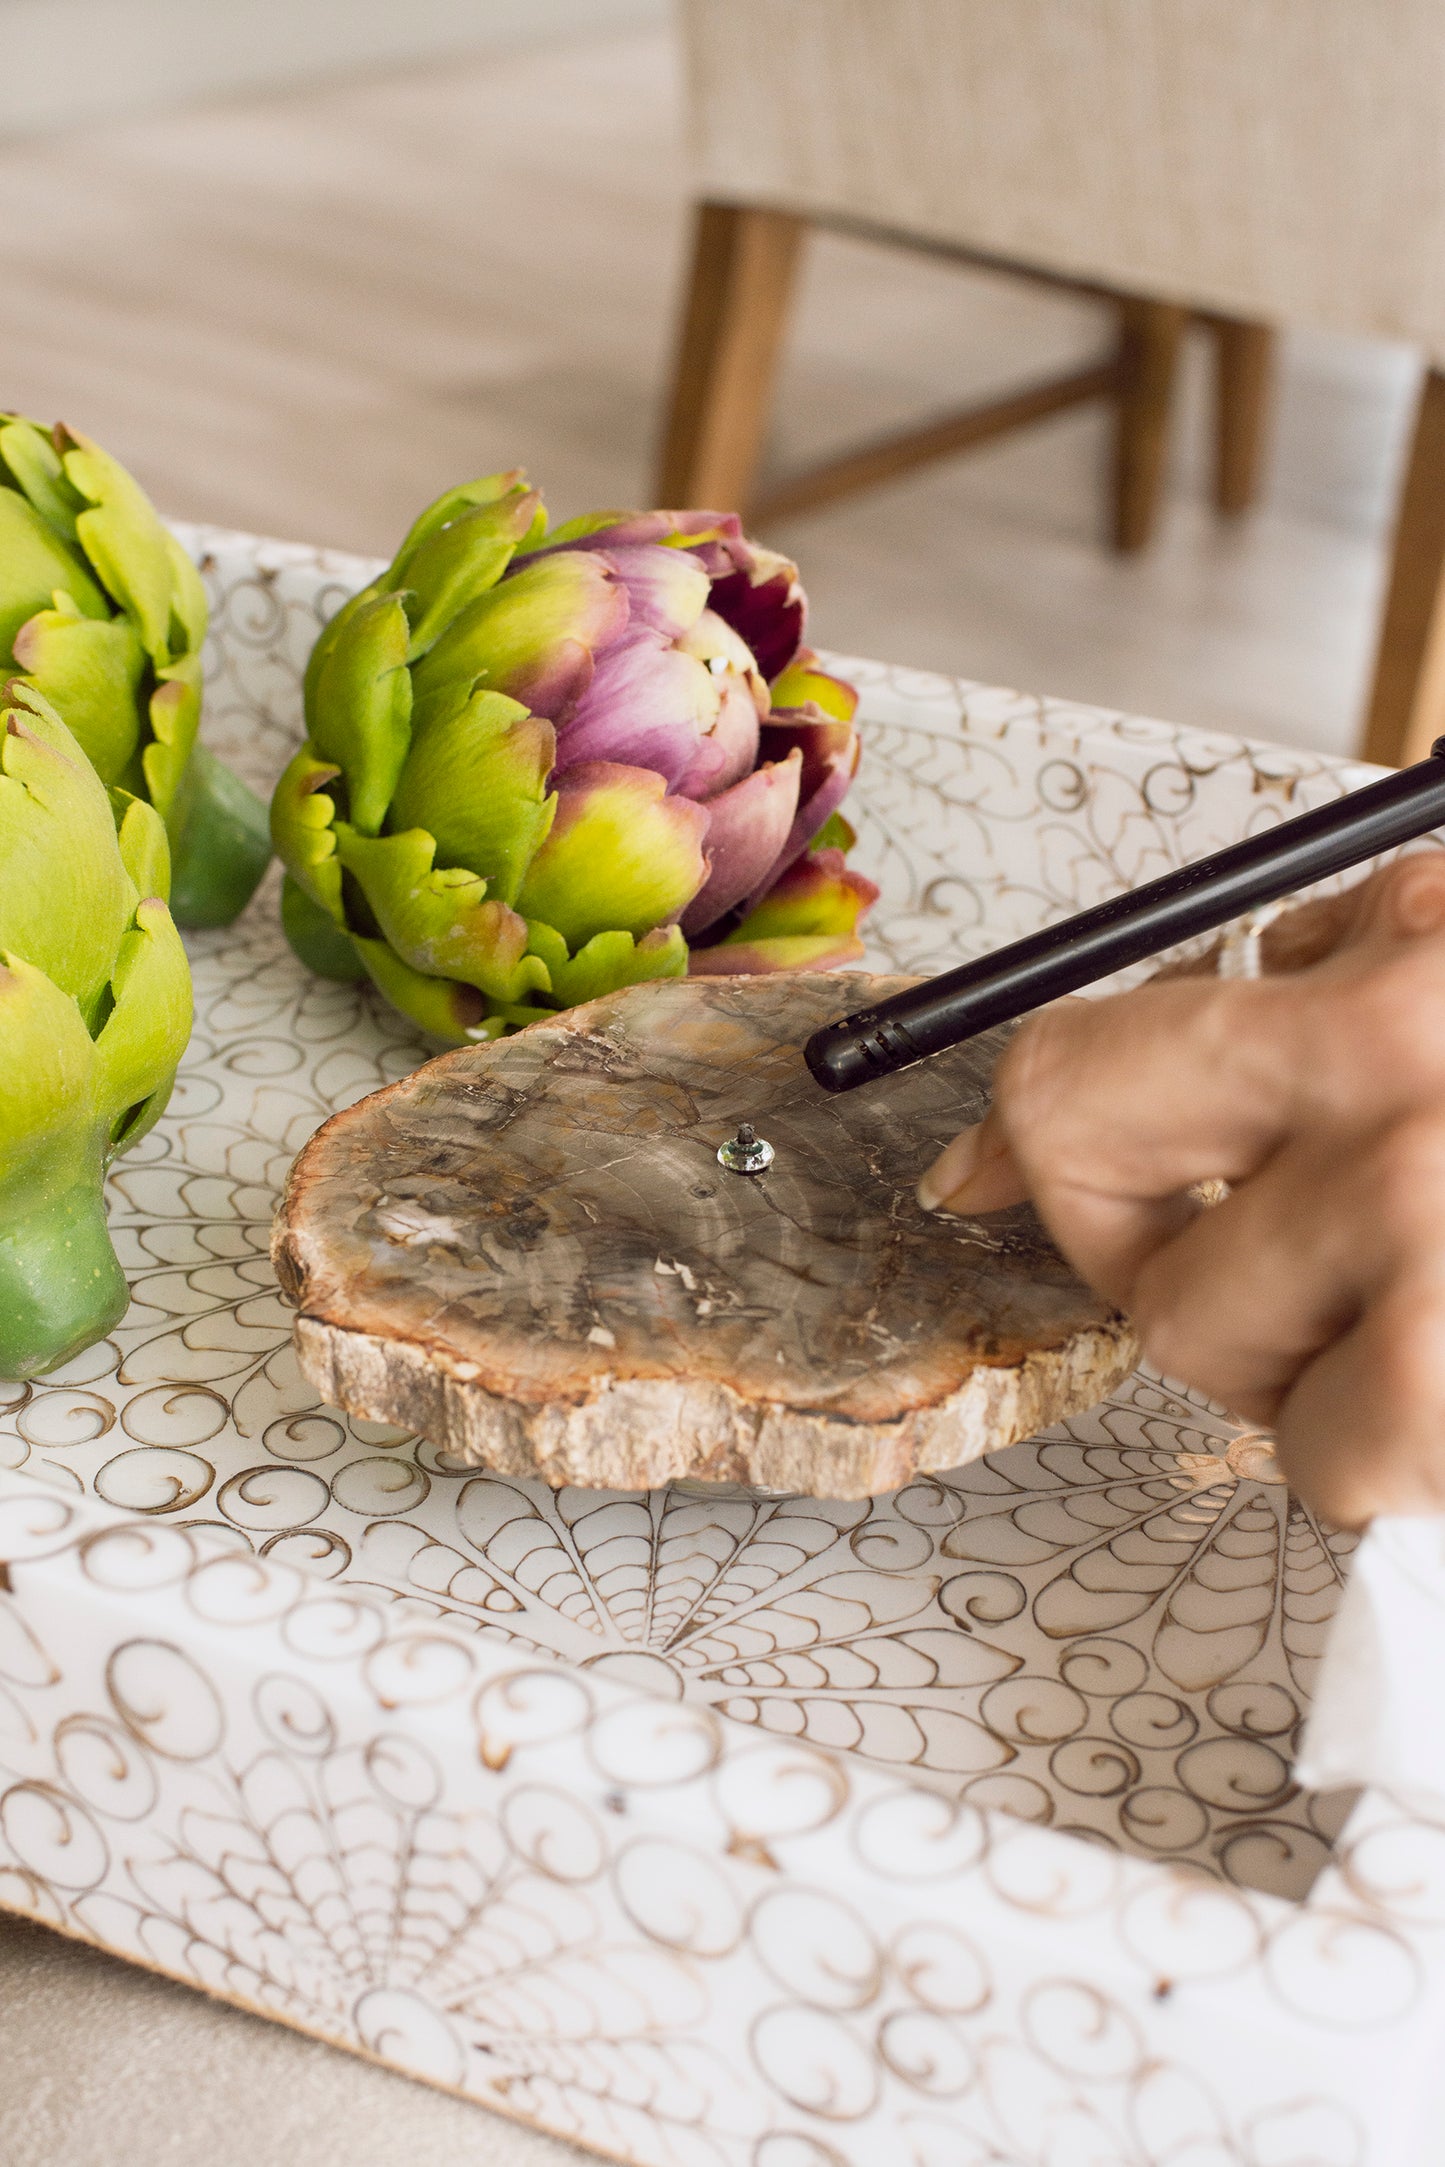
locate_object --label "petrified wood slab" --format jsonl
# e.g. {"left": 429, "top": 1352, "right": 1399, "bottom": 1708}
{"left": 273, "top": 974, "right": 1136, "bottom": 1498}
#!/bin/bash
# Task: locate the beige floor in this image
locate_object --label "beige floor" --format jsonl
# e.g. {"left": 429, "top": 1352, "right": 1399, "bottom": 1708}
{"left": 0, "top": 24, "right": 1424, "bottom": 760}
{"left": 0, "top": 20, "right": 1429, "bottom": 2165}
{"left": 0, "top": 1911, "right": 586, "bottom": 2166}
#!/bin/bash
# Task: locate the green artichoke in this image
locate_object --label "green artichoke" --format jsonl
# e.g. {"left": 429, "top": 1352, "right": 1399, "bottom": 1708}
{"left": 273, "top": 470, "right": 877, "bottom": 1042}
{"left": 0, "top": 415, "right": 271, "bottom": 928}
{"left": 0, "top": 680, "right": 192, "bottom": 1380}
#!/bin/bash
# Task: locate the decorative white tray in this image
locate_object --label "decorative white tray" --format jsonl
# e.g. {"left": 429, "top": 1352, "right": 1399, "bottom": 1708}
{"left": 4, "top": 529, "right": 1444, "bottom": 2165}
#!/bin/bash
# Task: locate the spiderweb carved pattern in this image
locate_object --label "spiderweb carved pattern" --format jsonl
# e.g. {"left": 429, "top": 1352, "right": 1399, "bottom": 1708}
{"left": 349, "top": 1375, "right": 1358, "bottom": 1894}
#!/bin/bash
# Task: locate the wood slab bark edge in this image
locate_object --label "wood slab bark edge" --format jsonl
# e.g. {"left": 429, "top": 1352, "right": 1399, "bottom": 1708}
{"left": 287, "top": 1308, "right": 1136, "bottom": 1499}
{"left": 273, "top": 974, "right": 1138, "bottom": 1500}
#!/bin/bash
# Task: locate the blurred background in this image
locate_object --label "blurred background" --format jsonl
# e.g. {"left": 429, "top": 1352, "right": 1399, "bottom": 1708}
{"left": 0, "top": 0, "right": 1429, "bottom": 756}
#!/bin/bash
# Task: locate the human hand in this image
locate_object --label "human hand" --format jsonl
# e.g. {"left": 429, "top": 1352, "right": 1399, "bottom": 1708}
{"left": 918, "top": 854, "right": 1445, "bottom": 1526}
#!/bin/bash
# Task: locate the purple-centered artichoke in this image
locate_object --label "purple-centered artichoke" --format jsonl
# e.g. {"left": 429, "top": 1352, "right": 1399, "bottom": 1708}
{"left": 273, "top": 472, "right": 877, "bottom": 1043}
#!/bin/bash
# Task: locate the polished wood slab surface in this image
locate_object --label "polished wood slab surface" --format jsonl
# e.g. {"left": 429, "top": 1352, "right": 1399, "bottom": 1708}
{"left": 275, "top": 975, "right": 1134, "bottom": 1497}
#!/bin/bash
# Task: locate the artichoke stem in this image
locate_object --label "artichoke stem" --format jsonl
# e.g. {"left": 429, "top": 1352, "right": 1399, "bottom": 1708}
{"left": 169, "top": 743, "right": 273, "bottom": 929}
{"left": 0, "top": 1180, "right": 129, "bottom": 1381}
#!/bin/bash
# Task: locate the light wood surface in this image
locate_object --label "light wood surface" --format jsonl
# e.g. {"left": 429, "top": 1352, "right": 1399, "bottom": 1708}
{"left": 275, "top": 975, "right": 1135, "bottom": 1498}
{"left": 0, "top": 0, "right": 667, "bottom": 138}
{"left": 0, "top": 26, "right": 1420, "bottom": 763}
{"left": 1362, "top": 368, "right": 1445, "bottom": 767}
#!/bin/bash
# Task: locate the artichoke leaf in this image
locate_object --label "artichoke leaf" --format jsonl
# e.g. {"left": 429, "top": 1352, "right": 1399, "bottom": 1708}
{"left": 280, "top": 873, "right": 365, "bottom": 981}
{"left": 335, "top": 823, "right": 551, "bottom": 1005}
{"left": 140, "top": 657, "right": 203, "bottom": 824}
{"left": 308, "top": 590, "right": 413, "bottom": 836}
{"left": 0, "top": 685, "right": 139, "bottom": 1026}
{"left": 399, "top": 490, "right": 545, "bottom": 658}
{"left": 11, "top": 602, "right": 146, "bottom": 783}
{"left": 388, "top": 469, "right": 543, "bottom": 583}
{"left": 92, "top": 896, "right": 192, "bottom": 1141}
{"left": 768, "top": 648, "right": 859, "bottom": 721}
{"left": 809, "top": 810, "right": 857, "bottom": 853}
{"left": 713, "top": 846, "right": 877, "bottom": 941}
{"left": 166, "top": 744, "right": 272, "bottom": 931}
{"left": 0, "top": 950, "right": 101, "bottom": 1195}
{"left": 0, "top": 418, "right": 85, "bottom": 543}
{"left": 297, "top": 477, "right": 544, "bottom": 709}
{"left": 517, "top": 507, "right": 730, "bottom": 555}
{"left": 405, "top": 672, "right": 476, "bottom": 745}
{"left": 351, "top": 935, "right": 498, "bottom": 1046}
{"left": 688, "top": 846, "right": 878, "bottom": 975}
{"left": 387, "top": 687, "right": 555, "bottom": 906}
{"left": 0, "top": 489, "right": 109, "bottom": 658}
{"left": 526, "top": 920, "right": 687, "bottom": 1008}
{"left": 0, "top": 951, "right": 130, "bottom": 1379}
{"left": 486, "top": 1000, "right": 559, "bottom": 1030}
{"left": 301, "top": 579, "right": 387, "bottom": 715}
{"left": 165, "top": 532, "right": 209, "bottom": 658}
{"left": 403, "top": 536, "right": 515, "bottom": 661}
{"left": 688, "top": 931, "right": 867, "bottom": 975}
{"left": 270, "top": 746, "right": 347, "bottom": 919}
{"left": 678, "top": 753, "right": 802, "bottom": 938}
{"left": 61, "top": 427, "right": 184, "bottom": 665}
{"left": 107, "top": 1076, "right": 176, "bottom": 1159}
{"left": 514, "top": 760, "right": 709, "bottom": 950}
{"left": 516, "top": 506, "right": 631, "bottom": 552}
{"left": 111, "top": 790, "right": 172, "bottom": 905}
{"left": 409, "top": 550, "right": 626, "bottom": 721}
{"left": 298, "top": 490, "right": 531, "bottom": 706}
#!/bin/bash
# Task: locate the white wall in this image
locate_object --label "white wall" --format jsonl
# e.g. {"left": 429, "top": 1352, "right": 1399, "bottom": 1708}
{"left": 0, "top": 0, "right": 669, "bottom": 136}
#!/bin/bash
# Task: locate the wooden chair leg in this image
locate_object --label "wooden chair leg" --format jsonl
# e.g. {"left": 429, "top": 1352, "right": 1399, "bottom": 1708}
{"left": 1210, "top": 318, "right": 1276, "bottom": 515}
{"left": 654, "top": 200, "right": 805, "bottom": 513}
{"left": 1360, "top": 367, "right": 1445, "bottom": 767}
{"left": 1112, "top": 298, "right": 1188, "bottom": 553}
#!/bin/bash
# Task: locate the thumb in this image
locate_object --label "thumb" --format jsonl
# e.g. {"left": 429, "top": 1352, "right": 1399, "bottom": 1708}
{"left": 918, "top": 1105, "right": 1026, "bottom": 1214}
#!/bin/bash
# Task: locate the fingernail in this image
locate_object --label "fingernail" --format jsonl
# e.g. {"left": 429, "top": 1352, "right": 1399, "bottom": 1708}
{"left": 918, "top": 1126, "right": 981, "bottom": 1213}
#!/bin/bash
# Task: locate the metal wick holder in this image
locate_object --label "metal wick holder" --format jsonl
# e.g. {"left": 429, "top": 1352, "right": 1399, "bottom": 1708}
{"left": 717, "top": 1123, "right": 774, "bottom": 1176}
